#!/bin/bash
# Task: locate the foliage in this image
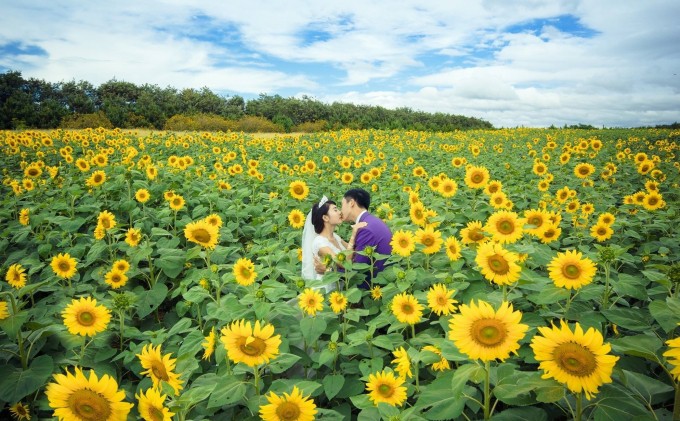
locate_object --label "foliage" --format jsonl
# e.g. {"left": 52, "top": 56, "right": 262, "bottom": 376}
{"left": 60, "top": 111, "right": 114, "bottom": 129}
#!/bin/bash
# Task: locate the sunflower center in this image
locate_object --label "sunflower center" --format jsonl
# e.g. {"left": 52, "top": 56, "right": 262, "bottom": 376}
{"left": 399, "top": 239, "right": 409, "bottom": 247}
{"left": 94, "top": 175, "right": 102, "bottom": 183}
{"left": 111, "top": 274, "right": 122, "bottom": 284}
{"left": 293, "top": 186, "right": 303, "bottom": 194}
{"left": 422, "top": 236, "right": 434, "bottom": 246}
{"left": 553, "top": 342, "right": 597, "bottom": 377}
{"left": 436, "top": 295, "right": 448, "bottom": 306}
{"left": 471, "top": 319, "right": 507, "bottom": 347}
{"left": 562, "top": 264, "right": 581, "bottom": 280}
{"left": 401, "top": 304, "right": 414, "bottom": 315}
{"left": 59, "top": 261, "right": 71, "bottom": 272}
{"left": 240, "top": 267, "right": 251, "bottom": 278}
{"left": 151, "top": 361, "right": 169, "bottom": 381}
{"left": 101, "top": 219, "right": 111, "bottom": 229}
{"left": 148, "top": 405, "right": 166, "bottom": 421}
{"left": 471, "top": 173, "right": 483, "bottom": 183}
{"left": 241, "top": 336, "right": 266, "bottom": 356}
{"left": 528, "top": 216, "right": 543, "bottom": 227}
{"left": 544, "top": 229, "right": 556, "bottom": 239}
{"left": 67, "top": 389, "right": 112, "bottom": 421}
{"left": 414, "top": 210, "right": 423, "bottom": 219}
{"left": 193, "top": 229, "right": 212, "bottom": 243}
{"left": 648, "top": 197, "right": 659, "bottom": 205}
{"left": 272, "top": 400, "right": 301, "bottom": 421}
{"left": 579, "top": 167, "right": 589, "bottom": 175}
{"left": 469, "top": 229, "right": 485, "bottom": 242}
{"left": 497, "top": 220, "right": 515, "bottom": 234}
{"left": 378, "top": 383, "right": 394, "bottom": 398}
{"left": 487, "top": 254, "right": 510, "bottom": 275}
{"left": 597, "top": 228, "right": 607, "bottom": 235}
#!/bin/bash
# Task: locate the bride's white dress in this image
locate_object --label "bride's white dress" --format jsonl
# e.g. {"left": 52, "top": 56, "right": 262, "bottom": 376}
{"left": 312, "top": 233, "right": 346, "bottom": 291}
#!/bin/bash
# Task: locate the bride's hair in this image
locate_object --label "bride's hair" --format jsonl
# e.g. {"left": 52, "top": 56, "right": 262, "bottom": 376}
{"left": 311, "top": 200, "right": 336, "bottom": 234}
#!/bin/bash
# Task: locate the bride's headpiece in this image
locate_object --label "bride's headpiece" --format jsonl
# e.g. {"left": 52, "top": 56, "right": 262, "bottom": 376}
{"left": 318, "top": 195, "right": 328, "bottom": 207}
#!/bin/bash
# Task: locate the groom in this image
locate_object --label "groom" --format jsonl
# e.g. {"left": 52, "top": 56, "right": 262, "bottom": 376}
{"left": 317, "top": 187, "right": 392, "bottom": 286}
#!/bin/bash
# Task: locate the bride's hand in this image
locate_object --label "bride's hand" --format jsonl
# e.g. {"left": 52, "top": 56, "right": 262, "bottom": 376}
{"left": 352, "top": 221, "right": 368, "bottom": 234}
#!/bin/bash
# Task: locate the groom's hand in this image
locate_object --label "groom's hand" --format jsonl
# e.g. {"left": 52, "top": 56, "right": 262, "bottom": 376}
{"left": 313, "top": 256, "right": 326, "bottom": 275}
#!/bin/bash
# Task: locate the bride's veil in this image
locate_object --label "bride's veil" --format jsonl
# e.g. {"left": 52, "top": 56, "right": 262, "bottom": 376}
{"left": 301, "top": 195, "right": 327, "bottom": 280}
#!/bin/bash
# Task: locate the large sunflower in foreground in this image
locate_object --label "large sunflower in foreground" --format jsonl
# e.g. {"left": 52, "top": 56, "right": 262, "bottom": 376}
{"left": 220, "top": 319, "right": 281, "bottom": 367}
{"left": 484, "top": 210, "right": 524, "bottom": 244}
{"left": 391, "top": 292, "right": 423, "bottom": 325}
{"left": 233, "top": 257, "right": 257, "bottom": 286}
{"left": 390, "top": 230, "right": 416, "bottom": 257}
{"left": 460, "top": 221, "right": 488, "bottom": 246}
{"left": 449, "top": 300, "right": 528, "bottom": 361}
{"left": 427, "top": 283, "right": 458, "bottom": 316}
{"left": 6, "top": 263, "right": 27, "bottom": 289}
{"left": 474, "top": 242, "right": 521, "bottom": 286}
{"left": 136, "top": 387, "right": 174, "bottom": 421}
{"left": 259, "top": 386, "right": 317, "bottom": 421}
{"left": 45, "top": 367, "right": 133, "bottom": 421}
{"left": 137, "top": 344, "right": 184, "bottom": 396}
{"left": 62, "top": 296, "right": 111, "bottom": 337}
{"left": 289, "top": 180, "right": 309, "bottom": 200}
{"left": 365, "top": 370, "right": 407, "bottom": 407}
{"left": 531, "top": 320, "right": 619, "bottom": 400}
{"left": 329, "top": 291, "right": 348, "bottom": 314}
{"left": 298, "top": 288, "right": 324, "bottom": 316}
{"left": 51, "top": 253, "right": 78, "bottom": 279}
{"left": 184, "top": 219, "right": 219, "bottom": 249}
{"left": 547, "top": 250, "right": 597, "bottom": 290}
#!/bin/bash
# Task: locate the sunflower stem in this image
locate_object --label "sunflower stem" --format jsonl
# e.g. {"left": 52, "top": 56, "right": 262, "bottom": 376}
{"left": 672, "top": 383, "right": 680, "bottom": 421}
{"left": 411, "top": 324, "right": 417, "bottom": 340}
{"left": 483, "top": 360, "right": 492, "bottom": 420}
{"left": 253, "top": 365, "right": 261, "bottom": 395}
{"left": 118, "top": 310, "right": 125, "bottom": 352}
{"left": 3, "top": 293, "right": 27, "bottom": 369}
{"left": 575, "top": 391, "right": 583, "bottom": 421}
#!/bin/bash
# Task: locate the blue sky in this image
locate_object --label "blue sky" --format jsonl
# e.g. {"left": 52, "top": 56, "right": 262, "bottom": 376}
{"left": 1, "top": 0, "right": 679, "bottom": 127}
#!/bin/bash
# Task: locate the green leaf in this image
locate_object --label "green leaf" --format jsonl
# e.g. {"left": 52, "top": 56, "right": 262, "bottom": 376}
{"left": 0, "top": 311, "right": 29, "bottom": 337}
{"left": 592, "top": 383, "right": 651, "bottom": 420}
{"left": 300, "top": 317, "right": 327, "bottom": 344}
{"left": 492, "top": 407, "right": 549, "bottom": 421}
{"left": 414, "top": 369, "right": 469, "bottom": 420}
{"left": 610, "top": 335, "right": 663, "bottom": 362}
{"left": 619, "top": 370, "right": 674, "bottom": 405}
{"left": 323, "top": 374, "right": 345, "bottom": 400}
{"left": 527, "top": 287, "right": 570, "bottom": 305}
{"left": 182, "top": 286, "right": 211, "bottom": 304}
{"left": 167, "top": 317, "right": 194, "bottom": 336}
{"left": 136, "top": 282, "right": 169, "bottom": 318}
{"left": 206, "top": 375, "right": 246, "bottom": 408}
{"left": 269, "top": 353, "right": 301, "bottom": 374}
{"left": 0, "top": 355, "right": 54, "bottom": 402}
{"left": 602, "top": 308, "right": 650, "bottom": 331}
{"left": 649, "top": 300, "right": 679, "bottom": 333}
{"left": 155, "top": 248, "right": 186, "bottom": 278}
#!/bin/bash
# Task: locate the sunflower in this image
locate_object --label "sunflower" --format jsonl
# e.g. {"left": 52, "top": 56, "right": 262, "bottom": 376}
{"left": 9, "top": 402, "right": 30, "bottom": 420}
{"left": 51, "top": 253, "right": 78, "bottom": 279}
{"left": 204, "top": 213, "right": 223, "bottom": 228}
{"left": 136, "top": 387, "right": 174, "bottom": 421}
{"left": 449, "top": 300, "right": 528, "bottom": 361}
{"left": 169, "top": 195, "right": 185, "bottom": 211}
{"left": 427, "top": 283, "right": 458, "bottom": 316}
{"left": 371, "top": 286, "right": 382, "bottom": 300}
{"left": 137, "top": 344, "right": 184, "bottom": 395}
{"left": 415, "top": 226, "right": 443, "bottom": 254}
{"left": 0, "top": 301, "right": 9, "bottom": 320}
{"left": 146, "top": 165, "right": 158, "bottom": 180}
{"left": 440, "top": 179, "right": 458, "bottom": 197}
{"left": 45, "top": 367, "right": 133, "bottom": 421}
{"left": 220, "top": 319, "right": 281, "bottom": 367}
{"left": 62, "top": 296, "right": 111, "bottom": 337}
{"left": 392, "top": 347, "right": 412, "bottom": 379}
{"left": 233, "top": 257, "right": 257, "bottom": 286}
{"left": 590, "top": 223, "right": 614, "bottom": 242}
{"left": 125, "top": 227, "right": 142, "bottom": 247}
{"left": 533, "top": 161, "right": 548, "bottom": 176}
{"left": 104, "top": 270, "right": 128, "bottom": 289}
{"left": 184, "top": 219, "right": 219, "bottom": 249}
{"left": 574, "top": 163, "right": 595, "bottom": 179}
{"left": 538, "top": 224, "right": 562, "bottom": 244}
{"left": 484, "top": 210, "right": 524, "bottom": 244}
{"left": 97, "top": 210, "right": 116, "bottom": 231}
{"left": 190, "top": 326, "right": 216, "bottom": 364}
{"left": 298, "top": 288, "right": 324, "bottom": 316}
{"left": 329, "top": 291, "right": 348, "bottom": 314}
{"left": 597, "top": 212, "right": 615, "bottom": 226}
{"left": 6, "top": 263, "right": 27, "bottom": 289}
{"left": 365, "top": 370, "right": 407, "bottom": 407}
{"left": 19, "top": 208, "right": 29, "bottom": 225}
{"left": 524, "top": 209, "right": 550, "bottom": 237}
{"left": 135, "top": 188, "right": 150, "bottom": 203}
{"left": 664, "top": 337, "right": 680, "bottom": 380}
{"left": 489, "top": 191, "right": 508, "bottom": 209}
{"left": 409, "top": 202, "right": 426, "bottom": 227}
{"left": 391, "top": 292, "right": 423, "bottom": 325}
{"left": 163, "top": 190, "right": 175, "bottom": 201}
{"left": 86, "top": 170, "right": 107, "bottom": 188}
{"left": 444, "top": 236, "right": 462, "bottom": 261}
{"left": 547, "top": 250, "right": 597, "bottom": 290}
{"left": 289, "top": 180, "right": 309, "bottom": 200}
{"left": 422, "top": 345, "right": 450, "bottom": 371}
{"left": 464, "top": 165, "right": 490, "bottom": 189}
{"left": 460, "top": 221, "right": 488, "bottom": 246}
{"left": 475, "top": 242, "right": 521, "bottom": 286}
{"left": 260, "top": 386, "right": 317, "bottom": 421}
{"left": 531, "top": 320, "right": 619, "bottom": 400}
{"left": 288, "top": 209, "right": 305, "bottom": 229}
{"left": 642, "top": 192, "right": 665, "bottom": 211}
{"left": 555, "top": 186, "right": 571, "bottom": 203}
{"left": 76, "top": 158, "right": 91, "bottom": 172}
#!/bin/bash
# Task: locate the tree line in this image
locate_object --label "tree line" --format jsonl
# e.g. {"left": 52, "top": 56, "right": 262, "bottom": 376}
{"left": 0, "top": 70, "right": 493, "bottom": 132}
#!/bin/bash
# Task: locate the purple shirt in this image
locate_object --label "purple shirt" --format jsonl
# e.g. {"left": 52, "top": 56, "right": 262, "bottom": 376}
{"left": 353, "top": 212, "right": 392, "bottom": 276}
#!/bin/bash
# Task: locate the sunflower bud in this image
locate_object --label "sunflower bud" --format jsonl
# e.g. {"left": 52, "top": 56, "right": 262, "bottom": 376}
{"left": 328, "top": 341, "right": 338, "bottom": 351}
{"left": 336, "top": 252, "right": 346, "bottom": 263}
{"left": 296, "top": 280, "right": 306, "bottom": 289}
{"left": 364, "top": 246, "right": 375, "bottom": 257}
{"left": 112, "top": 293, "right": 134, "bottom": 312}
{"left": 668, "top": 263, "right": 680, "bottom": 285}
{"left": 597, "top": 246, "right": 617, "bottom": 265}
{"left": 256, "top": 289, "right": 265, "bottom": 299}
{"left": 211, "top": 264, "right": 218, "bottom": 273}
{"left": 397, "top": 270, "right": 406, "bottom": 280}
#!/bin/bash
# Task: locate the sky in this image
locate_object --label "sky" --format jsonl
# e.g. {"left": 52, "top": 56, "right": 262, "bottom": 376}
{"left": 1, "top": 0, "right": 679, "bottom": 128}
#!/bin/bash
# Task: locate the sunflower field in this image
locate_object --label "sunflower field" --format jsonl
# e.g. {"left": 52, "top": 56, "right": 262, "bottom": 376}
{"left": 1, "top": 127, "right": 679, "bottom": 421}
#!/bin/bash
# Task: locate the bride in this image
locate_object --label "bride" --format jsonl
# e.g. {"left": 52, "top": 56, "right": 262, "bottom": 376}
{"left": 301, "top": 196, "right": 366, "bottom": 291}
